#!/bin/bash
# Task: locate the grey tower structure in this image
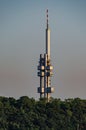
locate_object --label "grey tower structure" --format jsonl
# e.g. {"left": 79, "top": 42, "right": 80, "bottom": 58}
{"left": 37, "top": 10, "right": 54, "bottom": 102}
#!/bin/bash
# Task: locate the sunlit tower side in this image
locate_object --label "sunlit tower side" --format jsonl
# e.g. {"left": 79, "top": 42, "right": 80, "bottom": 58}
{"left": 37, "top": 10, "right": 54, "bottom": 102}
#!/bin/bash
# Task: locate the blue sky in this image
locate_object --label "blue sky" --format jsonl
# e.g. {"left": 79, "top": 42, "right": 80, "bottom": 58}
{"left": 0, "top": 0, "right": 86, "bottom": 99}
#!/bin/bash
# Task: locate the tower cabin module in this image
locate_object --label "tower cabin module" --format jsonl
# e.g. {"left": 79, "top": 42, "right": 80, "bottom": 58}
{"left": 37, "top": 10, "right": 54, "bottom": 102}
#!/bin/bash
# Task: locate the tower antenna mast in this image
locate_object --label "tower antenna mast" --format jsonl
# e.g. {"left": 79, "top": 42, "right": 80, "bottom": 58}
{"left": 37, "top": 10, "right": 54, "bottom": 102}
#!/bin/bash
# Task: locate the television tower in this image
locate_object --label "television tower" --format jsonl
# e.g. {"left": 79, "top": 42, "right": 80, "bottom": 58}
{"left": 37, "top": 10, "right": 54, "bottom": 102}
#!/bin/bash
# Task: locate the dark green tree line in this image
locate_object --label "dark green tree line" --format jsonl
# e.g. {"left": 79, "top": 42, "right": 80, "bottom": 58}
{"left": 0, "top": 96, "right": 86, "bottom": 130}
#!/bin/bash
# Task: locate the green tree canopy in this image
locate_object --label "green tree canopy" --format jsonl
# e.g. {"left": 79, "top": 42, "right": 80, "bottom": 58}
{"left": 0, "top": 96, "right": 86, "bottom": 130}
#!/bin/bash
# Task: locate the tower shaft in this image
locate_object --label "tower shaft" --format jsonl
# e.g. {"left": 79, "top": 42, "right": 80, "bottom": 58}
{"left": 46, "top": 27, "right": 50, "bottom": 59}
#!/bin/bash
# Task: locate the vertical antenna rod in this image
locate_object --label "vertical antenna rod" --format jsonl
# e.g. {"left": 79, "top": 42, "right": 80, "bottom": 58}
{"left": 46, "top": 9, "right": 49, "bottom": 28}
{"left": 46, "top": 9, "right": 50, "bottom": 58}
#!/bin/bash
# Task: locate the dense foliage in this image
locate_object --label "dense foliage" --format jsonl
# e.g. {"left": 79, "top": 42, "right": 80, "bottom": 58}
{"left": 0, "top": 96, "right": 86, "bottom": 130}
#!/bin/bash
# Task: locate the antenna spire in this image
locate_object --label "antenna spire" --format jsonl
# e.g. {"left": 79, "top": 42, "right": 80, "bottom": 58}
{"left": 46, "top": 9, "right": 49, "bottom": 28}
